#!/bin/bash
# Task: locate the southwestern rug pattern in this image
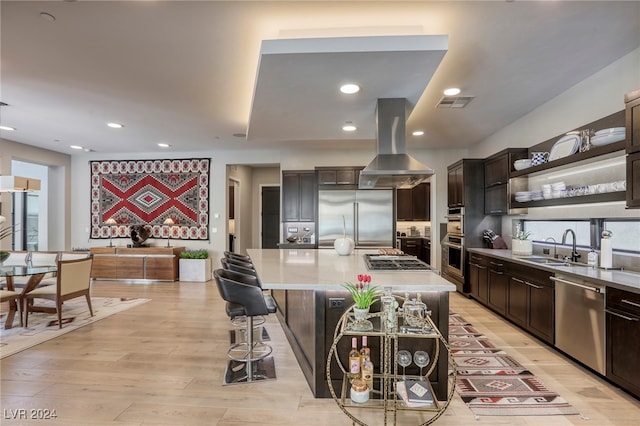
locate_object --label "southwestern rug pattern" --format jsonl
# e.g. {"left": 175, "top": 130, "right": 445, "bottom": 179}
{"left": 90, "top": 158, "right": 210, "bottom": 241}
{"left": 450, "top": 312, "right": 580, "bottom": 417}
{"left": 0, "top": 297, "right": 149, "bottom": 359}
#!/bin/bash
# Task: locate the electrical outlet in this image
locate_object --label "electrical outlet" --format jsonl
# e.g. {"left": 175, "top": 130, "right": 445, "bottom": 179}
{"left": 543, "top": 248, "right": 550, "bottom": 255}
{"left": 329, "top": 298, "right": 345, "bottom": 309}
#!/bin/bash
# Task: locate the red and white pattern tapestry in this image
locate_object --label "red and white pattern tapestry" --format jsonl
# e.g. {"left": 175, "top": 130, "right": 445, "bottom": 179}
{"left": 90, "top": 159, "right": 210, "bottom": 241}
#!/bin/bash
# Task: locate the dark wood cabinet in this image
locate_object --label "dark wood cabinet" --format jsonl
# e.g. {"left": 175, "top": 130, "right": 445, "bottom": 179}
{"left": 625, "top": 88, "right": 640, "bottom": 154}
{"left": 606, "top": 287, "right": 640, "bottom": 398}
{"left": 396, "top": 183, "right": 430, "bottom": 221}
{"left": 282, "top": 171, "right": 316, "bottom": 222}
{"left": 507, "top": 263, "right": 554, "bottom": 344}
{"left": 467, "top": 253, "right": 488, "bottom": 304}
{"left": 484, "top": 148, "right": 527, "bottom": 215}
{"left": 447, "top": 161, "right": 464, "bottom": 207}
{"left": 421, "top": 238, "right": 431, "bottom": 266}
{"left": 400, "top": 238, "right": 421, "bottom": 258}
{"left": 626, "top": 89, "right": 640, "bottom": 208}
{"left": 316, "top": 167, "right": 362, "bottom": 186}
{"left": 487, "top": 259, "right": 508, "bottom": 315}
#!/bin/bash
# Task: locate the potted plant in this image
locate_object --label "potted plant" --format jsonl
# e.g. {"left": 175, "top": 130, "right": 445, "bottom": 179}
{"left": 178, "top": 249, "right": 211, "bottom": 282}
{"left": 343, "top": 274, "right": 380, "bottom": 317}
{"left": 512, "top": 224, "right": 533, "bottom": 256}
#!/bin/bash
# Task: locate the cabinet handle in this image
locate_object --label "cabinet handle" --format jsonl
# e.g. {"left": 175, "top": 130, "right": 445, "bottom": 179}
{"left": 491, "top": 271, "right": 504, "bottom": 275}
{"left": 489, "top": 210, "right": 503, "bottom": 214}
{"left": 622, "top": 299, "right": 640, "bottom": 309}
{"left": 605, "top": 309, "right": 639, "bottom": 322}
{"left": 470, "top": 263, "right": 487, "bottom": 269}
{"left": 525, "top": 281, "right": 544, "bottom": 289}
{"left": 490, "top": 261, "right": 503, "bottom": 267}
{"left": 512, "top": 277, "right": 524, "bottom": 284}
{"left": 549, "top": 276, "right": 602, "bottom": 293}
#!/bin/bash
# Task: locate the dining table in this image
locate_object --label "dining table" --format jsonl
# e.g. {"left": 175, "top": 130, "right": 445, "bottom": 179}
{"left": 0, "top": 265, "right": 57, "bottom": 329}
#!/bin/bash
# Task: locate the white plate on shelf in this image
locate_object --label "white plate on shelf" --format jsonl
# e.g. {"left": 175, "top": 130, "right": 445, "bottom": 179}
{"left": 591, "top": 131, "right": 626, "bottom": 147}
{"left": 594, "top": 127, "right": 625, "bottom": 136}
{"left": 548, "top": 134, "right": 581, "bottom": 161}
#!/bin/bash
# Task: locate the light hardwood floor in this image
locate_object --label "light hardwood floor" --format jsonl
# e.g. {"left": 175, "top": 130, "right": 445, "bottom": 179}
{"left": 1, "top": 280, "right": 639, "bottom": 425}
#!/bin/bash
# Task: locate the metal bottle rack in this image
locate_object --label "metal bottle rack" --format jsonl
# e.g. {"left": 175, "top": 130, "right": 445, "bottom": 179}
{"left": 326, "top": 299, "right": 456, "bottom": 426}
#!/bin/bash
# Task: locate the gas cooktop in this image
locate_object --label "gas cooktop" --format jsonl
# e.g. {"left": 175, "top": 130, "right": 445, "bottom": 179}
{"left": 364, "top": 254, "right": 430, "bottom": 271}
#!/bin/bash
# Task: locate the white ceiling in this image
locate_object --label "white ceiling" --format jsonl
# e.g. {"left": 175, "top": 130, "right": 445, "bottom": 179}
{"left": 1, "top": 1, "right": 639, "bottom": 155}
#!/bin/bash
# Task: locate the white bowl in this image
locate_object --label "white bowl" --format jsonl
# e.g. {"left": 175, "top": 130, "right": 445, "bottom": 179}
{"left": 513, "top": 159, "right": 532, "bottom": 170}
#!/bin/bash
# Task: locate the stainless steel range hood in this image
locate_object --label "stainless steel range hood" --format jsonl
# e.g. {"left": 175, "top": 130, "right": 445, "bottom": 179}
{"left": 359, "top": 98, "right": 433, "bottom": 189}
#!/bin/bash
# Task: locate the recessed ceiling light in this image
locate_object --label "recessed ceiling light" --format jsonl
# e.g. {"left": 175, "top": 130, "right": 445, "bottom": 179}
{"left": 443, "top": 87, "right": 461, "bottom": 96}
{"left": 70, "top": 145, "right": 83, "bottom": 150}
{"left": 412, "top": 130, "right": 425, "bottom": 136}
{"left": 340, "top": 83, "right": 360, "bottom": 94}
{"left": 342, "top": 122, "right": 357, "bottom": 132}
{"left": 107, "top": 122, "right": 124, "bottom": 128}
{"left": 158, "top": 143, "right": 171, "bottom": 148}
{"left": 0, "top": 125, "right": 16, "bottom": 131}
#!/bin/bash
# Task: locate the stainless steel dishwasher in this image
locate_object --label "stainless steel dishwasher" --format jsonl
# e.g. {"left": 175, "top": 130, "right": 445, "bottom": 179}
{"left": 552, "top": 274, "right": 606, "bottom": 374}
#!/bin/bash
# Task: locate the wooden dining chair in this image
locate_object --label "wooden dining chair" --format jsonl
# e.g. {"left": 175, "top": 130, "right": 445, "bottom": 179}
{"left": 24, "top": 257, "right": 94, "bottom": 329}
{"left": 1, "top": 289, "right": 22, "bottom": 329}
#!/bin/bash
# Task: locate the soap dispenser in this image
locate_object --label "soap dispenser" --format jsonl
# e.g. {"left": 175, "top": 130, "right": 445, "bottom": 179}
{"left": 587, "top": 248, "right": 598, "bottom": 268}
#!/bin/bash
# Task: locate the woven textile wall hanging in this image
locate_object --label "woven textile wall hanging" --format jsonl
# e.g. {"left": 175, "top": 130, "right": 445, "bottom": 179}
{"left": 90, "top": 159, "right": 210, "bottom": 241}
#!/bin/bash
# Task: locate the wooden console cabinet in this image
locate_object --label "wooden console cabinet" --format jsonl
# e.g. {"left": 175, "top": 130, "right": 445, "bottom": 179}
{"left": 90, "top": 246, "right": 184, "bottom": 281}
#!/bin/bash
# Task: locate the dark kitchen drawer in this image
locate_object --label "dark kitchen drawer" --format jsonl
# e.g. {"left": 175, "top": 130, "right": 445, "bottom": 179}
{"left": 607, "top": 287, "right": 640, "bottom": 316}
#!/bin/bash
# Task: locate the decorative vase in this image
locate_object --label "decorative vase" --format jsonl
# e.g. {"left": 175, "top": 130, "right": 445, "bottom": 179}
{"left": 351, "top": 306, "right": 373, "bottom": 331}
{"left": 353, "top": 307, "right": 370, "bottom": 321}
{"left": 334, "top": 237, "right": 355, "bottom": 256}
{"left": 512, "top": 239, "right": 532, "bottom": 256}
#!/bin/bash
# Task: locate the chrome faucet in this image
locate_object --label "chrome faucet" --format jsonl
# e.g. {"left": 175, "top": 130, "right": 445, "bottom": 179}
{"left": 544, "top": 237, "right": 557, "bottom": 259}
{"left": 561, "top": 229, "right": 581, "bottom": 263}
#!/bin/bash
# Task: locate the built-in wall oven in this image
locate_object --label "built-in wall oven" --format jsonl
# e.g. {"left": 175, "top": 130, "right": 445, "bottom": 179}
{"left": 442, "top": 207, "right": 465, "bottom": 290}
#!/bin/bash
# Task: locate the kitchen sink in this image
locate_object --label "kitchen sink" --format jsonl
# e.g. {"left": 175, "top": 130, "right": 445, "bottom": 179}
{"left": 519, "top": 256, "right": 569, "bottom": 266}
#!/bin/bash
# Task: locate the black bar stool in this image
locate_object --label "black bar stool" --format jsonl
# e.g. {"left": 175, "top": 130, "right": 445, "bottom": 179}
{"left": 214, "top": 268, "right": 277, "bottom": 384}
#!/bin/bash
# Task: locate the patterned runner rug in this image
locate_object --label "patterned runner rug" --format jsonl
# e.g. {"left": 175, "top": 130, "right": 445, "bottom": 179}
{"left": 450, "top": 312, "right": 580, "bottom": 417}
{"left": 0, "top": 297, "right": 149, "bottom": 359}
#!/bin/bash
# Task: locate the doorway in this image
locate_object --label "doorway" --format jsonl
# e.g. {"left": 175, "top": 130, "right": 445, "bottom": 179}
{"left": 228, "top": 178, "right": 239, "bottom": 253}
{"left": 261, "top": 186, "right": 280, "bottom": 248}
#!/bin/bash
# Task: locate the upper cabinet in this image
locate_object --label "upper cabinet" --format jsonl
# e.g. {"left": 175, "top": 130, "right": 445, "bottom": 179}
{"left": 316, "top": 166, "right": 363, "bottom": 187}
{"left": 396, "top": 182, "right": 430, "bottom": 221}
{"left": 484, "top": 148, "right": 528, "bottom": 215}
{"left": 282, "top": 171, "right": 316, "bottom": 222}
{"left": 447, "top": 159, "right": 484, "bottom": 208}
{"left": 625, "top": 89, "right": 640, "bottom": 208}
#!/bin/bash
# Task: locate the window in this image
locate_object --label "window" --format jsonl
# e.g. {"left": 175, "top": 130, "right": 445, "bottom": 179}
{"left": 602, "top": 219, "right": 640, "bottom": 253}
{"left": 521, "top": 220, "right": 591, "bottom": 248}
{"left": 520, "top": 218, "right": 640, "bottom": 254}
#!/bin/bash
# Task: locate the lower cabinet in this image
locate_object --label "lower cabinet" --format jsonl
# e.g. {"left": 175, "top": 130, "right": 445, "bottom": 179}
{"left": 90, "top": 247, "right": 183, "bottom": 281}
{"left": 507, "top": 264, "right": 554, "bottom": 344}
{"left": 487, "top": 259, "right": 508, "bottom": 315}
{"left": 400, "top": 238, "right": 422, "bottom": 258}
{"left": 468, "top": 252, "right": 554, "bottom": 345}
{"left": 468, "top": 253, "right": 488, "bottom": 304}
{"left": 606, "top": 287, "right": 640, "bottom": 398}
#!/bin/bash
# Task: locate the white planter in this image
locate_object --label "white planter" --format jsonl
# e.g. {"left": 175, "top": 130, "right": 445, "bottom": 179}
{"left": 511, "top": 239, "right": 533, "bottom": 256}
{"left": 179, "top": 258, "right": 212, "bottom": 282}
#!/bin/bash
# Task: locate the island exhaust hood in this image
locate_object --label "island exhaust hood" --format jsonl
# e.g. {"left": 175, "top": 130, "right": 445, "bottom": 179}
{"left": 359, "top": 98, "right": 433, "bottom": 189}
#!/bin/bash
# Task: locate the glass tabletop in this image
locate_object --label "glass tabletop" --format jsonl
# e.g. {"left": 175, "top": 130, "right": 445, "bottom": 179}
{"left": 0, "top": 265, "right": 57, "bottom": 277}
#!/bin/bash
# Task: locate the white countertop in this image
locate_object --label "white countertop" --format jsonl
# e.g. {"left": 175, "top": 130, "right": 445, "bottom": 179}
{"left": 247, "top": 248, "right": 456, "bottom": 292}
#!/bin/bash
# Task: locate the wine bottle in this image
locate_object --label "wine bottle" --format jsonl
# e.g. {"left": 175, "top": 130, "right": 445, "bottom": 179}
{"left": 361, "top": 355, "right": 374, "bottom": 391}
{"left": 360, "top": 336, "right": 371, "bottom": 362}
{"left": 349, "top": 337, "right": 361, "bottom": 379}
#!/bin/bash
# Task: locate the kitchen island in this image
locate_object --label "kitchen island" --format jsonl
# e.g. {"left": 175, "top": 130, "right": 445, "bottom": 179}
{"left": 247, "top": 248, "right": 456, "bottom": 398}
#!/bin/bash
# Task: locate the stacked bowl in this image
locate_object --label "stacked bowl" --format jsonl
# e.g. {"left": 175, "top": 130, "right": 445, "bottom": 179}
{"left": 591, "top": 127, "right": 625, "bottom": 147}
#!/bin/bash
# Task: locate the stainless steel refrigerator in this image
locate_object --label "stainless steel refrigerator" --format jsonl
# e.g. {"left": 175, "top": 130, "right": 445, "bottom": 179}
{"left": 317, "top": 190, "right": 394, "bottom": 248}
